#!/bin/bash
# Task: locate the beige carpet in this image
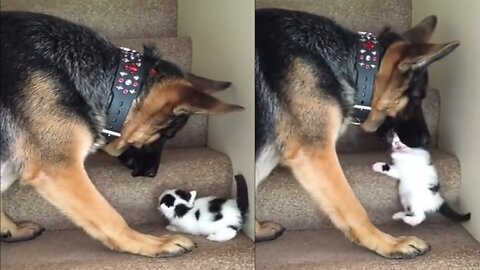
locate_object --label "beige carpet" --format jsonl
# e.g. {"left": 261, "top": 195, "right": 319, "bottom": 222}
{"left": 1, "top": 225, "right": 254, "bottom": 270}
{"left": 256, "top": 222, "right": 480, "bottom": 270}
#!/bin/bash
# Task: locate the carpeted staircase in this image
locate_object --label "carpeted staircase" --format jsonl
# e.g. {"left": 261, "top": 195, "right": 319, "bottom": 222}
{"left": 0, "top": 1, "right": 253, "bottom": 269}
{"left": 255, "top": 0, "right": 479, "bottom": 269}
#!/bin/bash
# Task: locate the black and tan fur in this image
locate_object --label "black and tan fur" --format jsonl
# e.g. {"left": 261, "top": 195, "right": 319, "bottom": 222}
{"left": 117, "top": 74, "right": 232, "bottom": 178}
{"left": 255, "top": 9, "right": 459, "bottom": 259}
{"left": 0, "top": 11, "right": 243, "bottom": 257}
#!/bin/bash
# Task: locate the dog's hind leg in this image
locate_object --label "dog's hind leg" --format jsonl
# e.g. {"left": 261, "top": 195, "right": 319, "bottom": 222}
{"left": 255, "top": 219, "right": 285, "bottom": 242}
{"left": 1, "top": 161, "right": 44, "bottom": 242}
{"left": 284, "top": 142, "right": 431, "bottom": 259}
{"left": 0, "top": 209, "right": 44, "bottom": 242}
{"left": 255, "top": 144, "right": 285, "bottom": 242}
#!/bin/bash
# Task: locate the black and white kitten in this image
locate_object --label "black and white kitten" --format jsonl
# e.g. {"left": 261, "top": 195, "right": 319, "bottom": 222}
{"left": 158, "top": 175, "right": 248, "bottom": 241}
{"left": 373, "top": 132, "right": 470, "bottom": 226}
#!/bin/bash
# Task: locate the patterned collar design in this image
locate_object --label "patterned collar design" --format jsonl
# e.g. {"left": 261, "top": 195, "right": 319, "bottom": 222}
{"left": 352, "top": 32, "right": 381, "bottom": 125}
{"left": 103, "top": 47, "right": 144, "bottom": 142}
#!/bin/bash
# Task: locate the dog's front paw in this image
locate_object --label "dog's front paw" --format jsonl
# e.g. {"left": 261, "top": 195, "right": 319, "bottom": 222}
{"left": 373, "top": 162, "right": 387, "bottom": 172}
{"left": 153, "top": 234, "right": 197, "bottom": 258}
{"left": 383, "top": 236, "right": 431, "bottom": 259}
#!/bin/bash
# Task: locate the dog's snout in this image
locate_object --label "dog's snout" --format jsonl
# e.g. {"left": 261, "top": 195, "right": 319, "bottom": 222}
{"left": 419, "top": 135, "right": 430, "bottom": 148}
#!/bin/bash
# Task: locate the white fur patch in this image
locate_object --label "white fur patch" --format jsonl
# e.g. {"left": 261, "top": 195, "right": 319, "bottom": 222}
{"left": 1, "top": 161, "right": 19, "bottom": 193}
{"left": 255, "top": 144, "right": 280, "bottom": 187}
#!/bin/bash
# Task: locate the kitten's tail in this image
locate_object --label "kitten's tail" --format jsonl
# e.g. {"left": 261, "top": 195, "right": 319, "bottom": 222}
{"left": 439, "top": 202, "right": 471, "bottom": 222}
{"left": 234, "top": 174, "right": 249, "bottom": 220}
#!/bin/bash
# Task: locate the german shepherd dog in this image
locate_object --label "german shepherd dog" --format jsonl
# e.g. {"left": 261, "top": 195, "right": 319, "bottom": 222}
{"left": 255, "top": 9, "right": 459, "bottom": 259}
{"left": 0, "top": 11, "right": 243, "bottom": 257}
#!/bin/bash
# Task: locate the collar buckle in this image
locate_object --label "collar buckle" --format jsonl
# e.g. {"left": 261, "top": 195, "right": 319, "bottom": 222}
{"left": 353, "top": 104, "right": 372, "bottom": 111}
{"left": 102, "top": 129, "right": 121, "bottom": 138}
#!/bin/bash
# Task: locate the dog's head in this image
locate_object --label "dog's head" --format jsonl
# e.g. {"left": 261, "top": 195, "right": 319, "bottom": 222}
{"left": 104, "top": 44, "right": 243, "bottom": 155}
{"left": 117, "top": 114, "right": 189, "bottom": 178}
{"left": 361, "top": 16, "right": 459, "bottom": 147}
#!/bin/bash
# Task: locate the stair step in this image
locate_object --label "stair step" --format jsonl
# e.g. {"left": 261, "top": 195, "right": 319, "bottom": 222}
{"left": 257, "top": 149, "right": 461, "bottom": 230}
{"left": 256, "top": 0, "right": 412, "bottom": 33}
{"left": 256, "top": 222, "right": 480, "bottom": 270}
{"left": 3, "top": 148, "right": 232, "bottom": 230}
{"left": 0, "top": 0, "right": 178, "bottom": 38}
{"left": 0, "top": 225, "right": 254, "bottom": 270}
{"left": 112, "top": 37, "right": 208, "bottom": 148}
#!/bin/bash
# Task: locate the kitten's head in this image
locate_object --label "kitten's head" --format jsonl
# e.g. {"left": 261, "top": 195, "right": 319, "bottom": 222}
{"left": 391, "top": 132, "right": 431, "bottom": 163}
{"left": 391, "top": 132, "right": 410, "bottom": 152}
{"left": 158, "top": 189, "right": 197, "bottom": 219}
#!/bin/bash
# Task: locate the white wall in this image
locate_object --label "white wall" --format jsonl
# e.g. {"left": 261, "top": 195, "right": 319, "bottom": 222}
{"left": 178, "top": 0, "right": 255, "bottom": 239}
{"left": 413, "top": 0, "right": 480, "bottom": 241}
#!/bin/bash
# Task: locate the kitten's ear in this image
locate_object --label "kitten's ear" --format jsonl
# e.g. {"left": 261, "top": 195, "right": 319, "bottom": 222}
{"left": 189, "top": 191, "right": 197, "bottom": 204}
{"left": 160, "top": 204, "right": 170, "bottom": 212}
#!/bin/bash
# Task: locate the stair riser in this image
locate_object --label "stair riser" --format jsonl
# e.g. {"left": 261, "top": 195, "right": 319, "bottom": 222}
{"left": 1, "top": 0, "right": 178, "bottom": 38}
{"left": 257, "top": 150, "right": 461, "bottom": 230}
{"left": 3, "top": 149, "right": 232, "bottom": 230}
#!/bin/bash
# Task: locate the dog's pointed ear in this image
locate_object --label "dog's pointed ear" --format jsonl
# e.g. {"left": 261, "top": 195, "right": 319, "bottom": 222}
{"left": 143, "top": 44, "right": 162, "bottom": 64}
{"left": 185, "top": 73, "right": 232, "bottom": 93}
{"left": 397, "top": 41, "right": 460, "bottom": 72}
{"left": 403, "top": 15, "right": 438, "bottom": 43}
{"left": 173, "top": 86, "right": 244, "bottom": 115}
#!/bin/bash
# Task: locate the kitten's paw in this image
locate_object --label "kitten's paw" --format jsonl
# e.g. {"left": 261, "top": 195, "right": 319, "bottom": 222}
{"left": 166, "top": 225, "right": 178, "bottom": 232}
{"left": 207, "top": 233, "right": 236, "bottom": 242}
{"left": 207, "top": 234, "right": 224, "bottom": 242}
{"left": 392, "top": 212, "right": 406, "bottom": 220}
{"left": 403, "top": 216, "right": 422, "bottom": 227}
{"left": 373, "top": 162, "right": 387, "bottom": 172}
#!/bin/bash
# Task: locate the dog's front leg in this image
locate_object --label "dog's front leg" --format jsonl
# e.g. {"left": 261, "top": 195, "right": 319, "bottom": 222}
{"left": 24, "top": 162, "right": 195, "bottom": 257}
{"left": 284, "top": 144, "right": 430, "bottom": 259}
